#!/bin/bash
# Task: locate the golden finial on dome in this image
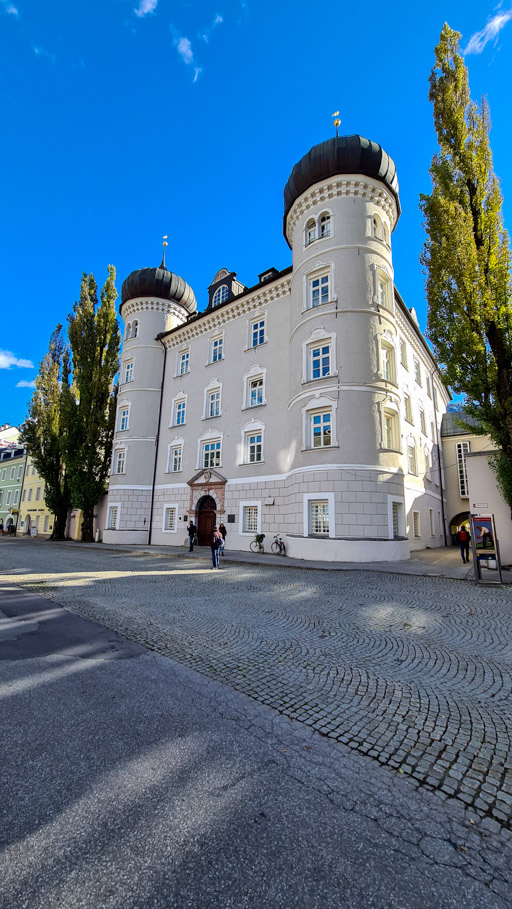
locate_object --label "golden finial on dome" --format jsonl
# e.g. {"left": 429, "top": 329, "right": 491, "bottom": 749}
{"left": 161, "top": 235, "right": 168, "bottom": 268}
{"left": 332, "top": 111, "right": 341, "bottom": 138}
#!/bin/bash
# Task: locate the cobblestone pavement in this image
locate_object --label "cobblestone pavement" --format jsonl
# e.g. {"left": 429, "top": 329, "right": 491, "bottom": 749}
{"left": 1, "top": 539, "right": 512, "bottom": 833}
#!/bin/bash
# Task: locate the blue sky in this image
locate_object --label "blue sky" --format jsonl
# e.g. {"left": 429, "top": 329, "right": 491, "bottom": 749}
{"left": 1, "top": 0, "right": 511, "bottom": 427}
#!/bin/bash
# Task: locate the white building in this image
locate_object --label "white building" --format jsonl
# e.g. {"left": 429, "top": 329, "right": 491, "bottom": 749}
{"left": 104, "top": 134, "right": 450, "bottom": 561}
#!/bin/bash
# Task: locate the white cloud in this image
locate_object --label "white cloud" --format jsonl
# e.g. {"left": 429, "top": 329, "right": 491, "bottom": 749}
{"left": 1, "top": 0, "right": 18, "bottom": 15}
{"left": 16, "top": 380, "right": 36, "bottom": 389}
{"left": 214, "top": 14, "right": 223, "bottom": 24}
{"left": 134, "top": 0, "right": 157, "bottom": 17}
{"left": 0, "top": 350, "right": 34, "bottom": 370}
{"left": 463, "top": 7, "right": 512, "bottom": 54}
{"left": 177, "top": 36, "right": 193, "bottom": 64}
{"left": 193, "top": 67, "right": 202, "bottom": 83}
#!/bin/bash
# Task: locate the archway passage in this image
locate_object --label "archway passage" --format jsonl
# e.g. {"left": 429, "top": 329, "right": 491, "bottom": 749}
{"left": 197, "top": 495, "right": 217, "bottom": 546}
{"left": 449, "top": 511, "right": 470, "bottom": 545}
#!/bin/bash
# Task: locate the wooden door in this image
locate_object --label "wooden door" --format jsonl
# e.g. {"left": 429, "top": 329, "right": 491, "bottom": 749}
{"left": 197, "top": 496, "right": 217, "bottom": 546}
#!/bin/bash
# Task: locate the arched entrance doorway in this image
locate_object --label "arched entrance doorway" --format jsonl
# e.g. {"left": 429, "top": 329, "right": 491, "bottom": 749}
{"left": 197, "top": 495, "right": 216, "bottom": 546}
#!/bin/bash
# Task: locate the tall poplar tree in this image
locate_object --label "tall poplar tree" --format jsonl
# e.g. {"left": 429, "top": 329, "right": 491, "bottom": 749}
{"left": 20, "top": 325, "right": 71, "bottom": 540}
{"left": 421, "top": 24, "right": 512, "bottom": 508}
{"left": 62, "top": 266, "right": 120, "bottom": 541}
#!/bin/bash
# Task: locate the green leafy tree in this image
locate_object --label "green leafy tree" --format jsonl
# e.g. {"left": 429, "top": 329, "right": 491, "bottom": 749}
{"left": 62, "top": 266, "right": 120, "bottom": 541}
{"left": 19, "top": 325, "right": 71, "bottom": 540}
{"left": 421, "top": 24, "right": 512, "bottom": 507}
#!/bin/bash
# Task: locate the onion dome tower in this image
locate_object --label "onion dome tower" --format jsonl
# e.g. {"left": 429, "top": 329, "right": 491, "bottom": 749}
{"left": 282, "top": 133, "right": 408, "bottom": 558}
{"left": 104, "top": 247, "right": 197, "bottom": 544}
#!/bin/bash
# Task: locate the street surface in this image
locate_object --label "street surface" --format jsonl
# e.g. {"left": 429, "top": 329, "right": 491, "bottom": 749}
{"left": 0, "top": 539, "right": 511, "bottom": 907}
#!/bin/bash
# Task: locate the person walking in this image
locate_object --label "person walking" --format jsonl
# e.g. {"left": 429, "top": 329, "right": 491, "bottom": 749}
{"left": 456, "top": 525, "right": 471, "bottom": 563}
{"left": 187, "top": 520, "right": 197, "bottom": 552}
{"left": 218, "top": 522, "right": 227, "bottom": 556}
{"left": 211, "top": 527, "right": 223, "bottom": 569}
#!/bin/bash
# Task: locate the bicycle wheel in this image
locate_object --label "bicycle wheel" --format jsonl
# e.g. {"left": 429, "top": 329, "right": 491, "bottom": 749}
{"left": 271, "top": 541, "right": 280, "bottom": 555}
{"left": 249, "top": 540, "right": 259, "bottom": 553}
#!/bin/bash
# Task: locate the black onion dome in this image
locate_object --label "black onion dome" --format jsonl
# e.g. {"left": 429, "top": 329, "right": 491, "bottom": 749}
{"left": 121, "top": 264, "right": 197, "bottom": 313}
{"left": 283, "top": 134, "right": 400, "bottom": 229}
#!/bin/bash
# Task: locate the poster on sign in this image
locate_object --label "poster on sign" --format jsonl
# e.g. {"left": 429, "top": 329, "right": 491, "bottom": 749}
{"left": 470, "top": 514, "right": 502, "bottom": 583}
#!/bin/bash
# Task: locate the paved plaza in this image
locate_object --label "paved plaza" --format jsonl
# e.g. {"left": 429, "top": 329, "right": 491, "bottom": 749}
{"left": 1, "top": 538, "right": 511, "bottom": 835}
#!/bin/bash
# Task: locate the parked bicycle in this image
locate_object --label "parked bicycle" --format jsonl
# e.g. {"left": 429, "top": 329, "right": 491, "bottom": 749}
{"left": 249, "top": 533, "right": 265, "bottom": 553}
{"left": 271, "top": 534, "right": 286, "bottom": 556}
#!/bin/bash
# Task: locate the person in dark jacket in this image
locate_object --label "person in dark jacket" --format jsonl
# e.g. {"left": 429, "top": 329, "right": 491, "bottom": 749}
{"left": 187, "top": 521, "right": 197, "bottom": 552}
{"left": 218, "top": 522, "right": 227, "bottom": 556}
{"left": 456, "top": 525, "right": 471, "bottom": 563}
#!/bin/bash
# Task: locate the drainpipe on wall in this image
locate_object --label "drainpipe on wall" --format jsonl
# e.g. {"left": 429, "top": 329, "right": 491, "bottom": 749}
{"left": 147, "top": 338, "right": 167, "bottom": 546}
{"left": 431, "top": 368, "right": 448, "bottom": 547}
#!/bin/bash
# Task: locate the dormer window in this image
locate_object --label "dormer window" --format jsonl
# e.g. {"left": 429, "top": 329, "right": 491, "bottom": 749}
{"left": 212, "top": 285, "right": 229, "bottom": 307}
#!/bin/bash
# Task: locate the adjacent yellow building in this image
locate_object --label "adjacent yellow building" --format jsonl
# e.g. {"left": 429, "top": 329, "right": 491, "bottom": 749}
{"left": 19, "top": 457, "right": 55, "bottom": 538}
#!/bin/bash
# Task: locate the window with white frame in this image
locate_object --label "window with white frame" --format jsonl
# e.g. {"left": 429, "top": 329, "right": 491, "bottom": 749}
{"left": 407, "top": 442, "right": 417, "bottom": 475}
{"left": 32, "top": 465, "right": 36, "bottom": 475}
{"left": 383, "top": 411, "right": 398, "bottom": 450}
{"left": 404, "top": 394, "right": 413, "bottom": 424}
{"left": 456, "top": 441, "right": 470, "bottom": 496}
{"left": 383, "top": 222, "right": 390, "bottom": 244}
{"left": 168, "top": 444, "right": 182, "bottom": 473}
{"left": 127, "top": 320, "right": 139, "bottom": 339}
{"left": 309, "top": 500, "right": 329, "bottom": 535}
{"left": 319, "top": 212, "right": 331, "bottom": 238}
{"left": 124, "top": 361, "right": 134, "bottom": 384}
{"left": 309, "top": 341, "right": 331, "bottom": 380}
{"left": 307, "top": 271, "right": 330, "bottom": 309}
{"left": 424, "top": 445, "right": 431, "bottom": 474}
{"left": 17, "top": 465, "right": 22, "bottom": 480}
{"left": 413, "top": 511, "right": 421, "bottom": 538}
{"left": 380, "top": 341, "right": 396, "bottom": 383}
{"left": 242, "top": 505, "right": 258, "bottom": 533}
{"left": 163, "top": 506, "right": 177, "bottom": 532}
{"left": 400, "top": 339, "right": 408, "bottom": 369}
{"left": 377, "top": 274, "right": 392, "bottom": 310}
{"left": 304, "top": 217, "right": 317, "bottom": 246}
{"left": 178, "top": 349, "right": 190, "bottom": 375}
{"left": 420, "top": 409, "right": 426, "bottom": 436}
{"left": 209, "top": 335, "right": 223, "bottom": 363}
{"left": 0, "top": 491, "right": 2, "bottom": 506}
{"left": 207, "top": 388, "right": 221, "bottom": 418}
{"left": 44, "top": 516, "right": 49, "bottom": 532}
{"left": 250, "top": 318, "right": 265, "bottom": 348}
{"left": 310, "top": 410, "right": 332, "bottom": 448}
{"left": 114, "top": 449, "right": 126, "bottom": 474}
{"left": 22, "top": 489, "right": 26, "bottom": 502}
{"left": 36, "top": 487, "right": 41, "bottom": 501}
{"left": 202, "top": 439, "right": 221, "bottom": 468}
{"left": 13, "top": 490, "right": 19, "bottom": 505}
{"left": 247, "top": 374, "right": 264, "bottom": 408}
{"left": 429, "top": 508, "right": 435, "bottom": 536}
{"left": 212, "top": 285, "right": 229, "bottom": 307}
{"left": 173, "top": 398, "right": 186, "bottom": 426}
{"left": 125, "top": 322, "right": 132, "bottom": 339}
{"left": 6, "top": 491, "right": 11, "bottom": 505}
{"left": 1, "top": 469, "right": 5, "bottom": 481}
{"left": 414, "top": 359, "right": 422, "bottom": 386}
{"left": 28, "top": 489, "right": 32, "bottom": 502}
{"left": 245, "top": 430, "right": 262, "bottom": 463}
{"left": 372, "top": 214, "right": 382, "bottom": 239}
{"left": 10, "top": 467, "right": 15, "bottom": 479}
{"left": 426, "top": 376, "right": 432, "bottom": 398}
{"left": 119, "top": 407, "right": 129, "bottom": 432}
{"left": 107, "top": 504, "right": 119, "bottom": 529}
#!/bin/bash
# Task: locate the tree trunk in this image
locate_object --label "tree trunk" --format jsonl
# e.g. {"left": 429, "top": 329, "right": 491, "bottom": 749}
{"left": 50, "top": 509, "right": 69, "bottom": 541}
{"left": 81, "top": 508, "right": 94, "bottom": 542}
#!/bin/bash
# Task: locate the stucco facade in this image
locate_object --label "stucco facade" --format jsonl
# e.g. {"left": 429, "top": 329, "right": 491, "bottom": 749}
{"left": 104, "top": 134, "right": 450, "bottom": 561}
